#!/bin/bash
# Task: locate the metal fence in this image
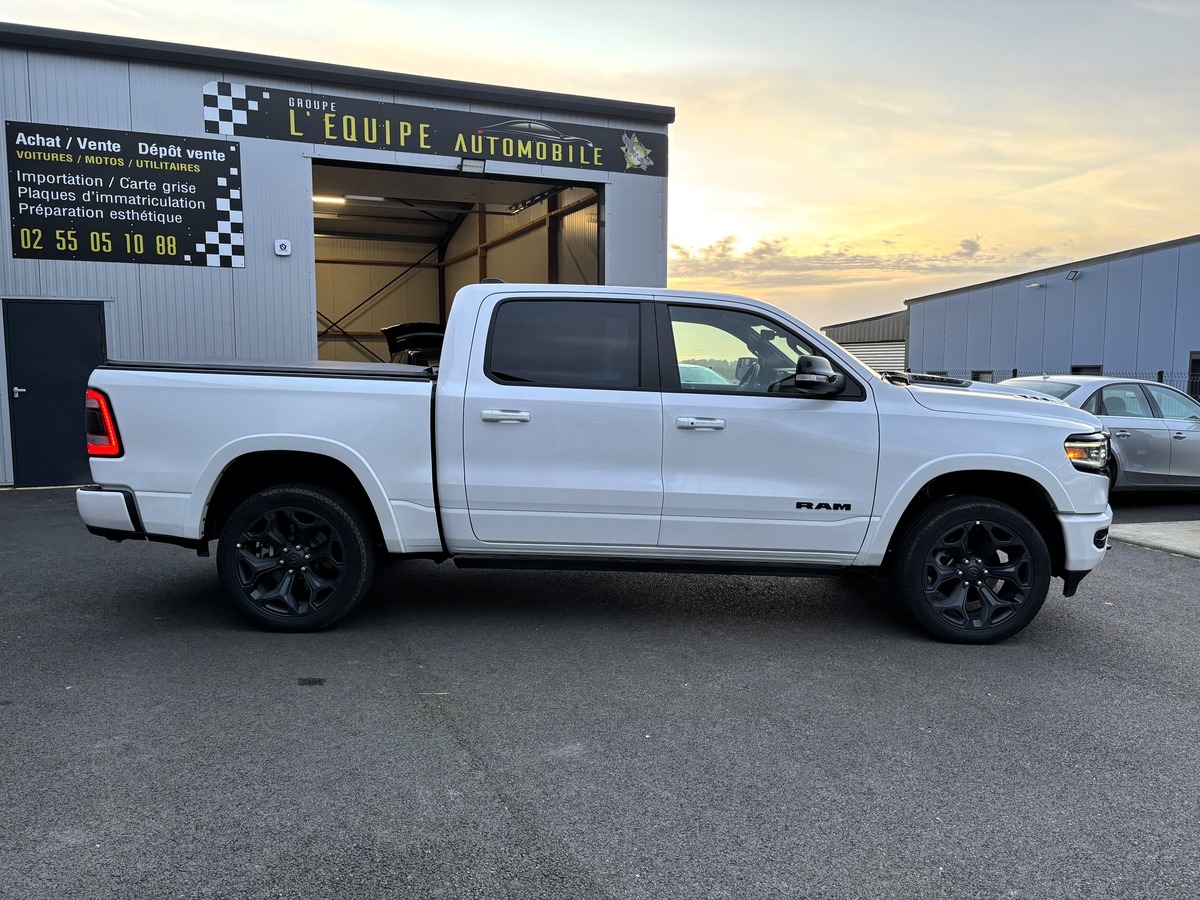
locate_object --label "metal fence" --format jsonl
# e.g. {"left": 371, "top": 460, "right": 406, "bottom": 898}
{"left": 914, "top": 369, "right": 1200, "bottom": 398}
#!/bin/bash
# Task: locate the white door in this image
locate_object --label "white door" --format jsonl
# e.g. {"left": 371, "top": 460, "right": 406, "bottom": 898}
{"left": 462, "top": 297, "right": 663, "bottom": 546}
{"left": 658, "top": 303, "right": 878, "bottom": 559}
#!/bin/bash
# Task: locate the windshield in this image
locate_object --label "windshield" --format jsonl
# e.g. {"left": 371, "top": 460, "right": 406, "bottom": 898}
{"left": 1002, "top": 378, "right": 1079, "bottom": 400}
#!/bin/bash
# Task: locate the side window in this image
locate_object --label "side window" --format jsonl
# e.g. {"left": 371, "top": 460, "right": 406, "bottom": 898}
{"left": 667, "top": 305, "right": 815, "bottom": 394}
{"left": 486, "top": 299, "right": 641, "bottom": 389}
{"left": 1095, "top": 385, "right": 1153, "bottom": 418}
{"left": 1145, "top": 384, "right": 1200, "bottom": 421}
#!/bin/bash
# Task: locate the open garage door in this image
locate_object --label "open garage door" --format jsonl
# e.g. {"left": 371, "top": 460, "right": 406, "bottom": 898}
{"left": 311, "top": 162, "right": 601, "bottom": 362}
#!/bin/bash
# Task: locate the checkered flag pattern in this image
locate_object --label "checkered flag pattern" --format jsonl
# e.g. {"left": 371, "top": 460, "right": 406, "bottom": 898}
{"left": 191, "top": 164, "right": 244, "bottom": 268}
{"left": 202, "top": 82, "right": 266, "bottom": 136}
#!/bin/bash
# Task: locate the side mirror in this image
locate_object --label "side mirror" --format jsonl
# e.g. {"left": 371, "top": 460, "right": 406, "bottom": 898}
{"left": 794, "top": 356, "right": 845, "bottom": 396}
{"left": 735, "top": 357, "right": 757, "bottom": 381}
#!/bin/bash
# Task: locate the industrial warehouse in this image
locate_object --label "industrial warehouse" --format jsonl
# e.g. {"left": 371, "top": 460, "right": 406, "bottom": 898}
{"left": 0, "top": 23, "right": 673, "bottom": 486}
{"left": 826, "top": 232, "right": 1200, "bottom": 398}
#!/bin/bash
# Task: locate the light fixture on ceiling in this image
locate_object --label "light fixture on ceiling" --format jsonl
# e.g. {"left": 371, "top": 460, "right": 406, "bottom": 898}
{"left": 1025, "top": 282, "right": 1043, "bottom": 289}
{"left": 311, "top": 195, "right": 346, "bottom": 204}
{"left": 344, "top": 194, "right": 387, "bottom": 202}
{"left": 1065, "top": 270, "right": 1079, "bottom": 281}
{"left": 508, "top": 188, "right": 563, "bottom": 214}
{"left": 459, "top": 158, "right": 486, "bottom": 174}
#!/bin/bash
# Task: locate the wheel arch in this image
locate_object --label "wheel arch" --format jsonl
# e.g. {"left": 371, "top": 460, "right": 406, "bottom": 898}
{"left": 872, "top": 470, "right": 1066, "bottom": 577}
{"left": 193, "top": 440, "right": 399, "bottom": 551}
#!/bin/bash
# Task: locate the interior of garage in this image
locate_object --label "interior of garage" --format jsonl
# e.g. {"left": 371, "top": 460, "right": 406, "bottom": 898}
{"left": 311, "top": 161, "right": 601, "bottom": 362}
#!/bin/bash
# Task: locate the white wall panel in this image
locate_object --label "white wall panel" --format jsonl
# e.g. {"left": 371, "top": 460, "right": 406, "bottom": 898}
{"left": 27, "top": 50, "right": 131, "bottom": 129}
{"left": 603, "top": 173, "right": 666, "bottom": 287}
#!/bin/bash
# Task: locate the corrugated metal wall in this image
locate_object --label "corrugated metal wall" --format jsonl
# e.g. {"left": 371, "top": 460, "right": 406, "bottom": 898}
{"left": 315, "top": 236, "right": 440, "bottom": 362}
{"left": 0, "top": 42, "right": 669, "bottom": 484}
{"left": 841, "top": 342, "right": 906, "bottom": 371}
{"left": 907, "top": 237, "right": 1200, "bottom": 379}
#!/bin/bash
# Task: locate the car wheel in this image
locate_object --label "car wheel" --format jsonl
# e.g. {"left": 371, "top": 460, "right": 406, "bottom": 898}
{"left": 894, "top": 496, "right": 1051, "bottom": 644}
{"left": 217, "top": 484, "right": 375, "bottom": 632}
{"left": 1108, "top": 456, "right": 1119, "bottom": 494}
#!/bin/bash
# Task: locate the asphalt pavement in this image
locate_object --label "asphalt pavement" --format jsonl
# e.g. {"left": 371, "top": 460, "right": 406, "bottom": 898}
{"left": 2, "top": 487, "right": 1199, "bottom": 899}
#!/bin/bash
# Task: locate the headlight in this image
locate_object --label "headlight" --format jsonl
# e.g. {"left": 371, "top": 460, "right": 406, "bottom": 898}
{"left": 1065, "top": 432, "right": 1109, "bottom": 472}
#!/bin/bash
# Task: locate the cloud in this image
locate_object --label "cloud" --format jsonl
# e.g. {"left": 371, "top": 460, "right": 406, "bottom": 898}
{"left": 956, "top": 236, "right": 983, "bottom": 257}
{"left": 668, "top": 235, "right": 1063, "bottom": 288}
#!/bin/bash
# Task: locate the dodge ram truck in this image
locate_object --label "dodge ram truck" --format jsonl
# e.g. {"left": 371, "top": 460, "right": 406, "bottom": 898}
{"left": 77, "top": 282, "right": 1112, "bottom": 642}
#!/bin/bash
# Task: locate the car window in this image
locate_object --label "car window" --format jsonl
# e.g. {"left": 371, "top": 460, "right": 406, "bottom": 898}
{"left": 1094, "top": 385, "right": 1154, "bottom": 418}
{"left": 1003, "top": 378, "right": 1079, "bottom": 400}
{"left": 486, "top": 299, "right": 641, "bottom": 389}
{"left": 667, "top": 305, "right": 815, "bottom": 395}
{"left": 1144, "top": 384, "right": 1200, "bottom": 421}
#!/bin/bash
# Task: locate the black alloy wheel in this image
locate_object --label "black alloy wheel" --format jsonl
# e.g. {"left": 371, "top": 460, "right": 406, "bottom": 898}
{"left": 895, "top": 497, "right": 1051, "bottom": 643}
{"left": 217, "top": 484, "right": 374, "bottom": 631}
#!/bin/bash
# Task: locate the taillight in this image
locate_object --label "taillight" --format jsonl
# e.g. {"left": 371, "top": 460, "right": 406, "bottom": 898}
{"left": 85, "top": 389, "right": 122, "bottom": 457}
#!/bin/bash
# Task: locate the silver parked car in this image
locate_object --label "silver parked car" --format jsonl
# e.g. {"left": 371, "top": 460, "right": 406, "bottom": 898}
{"left": 1000, "top": 375, "right": 1200, "bottom": 491}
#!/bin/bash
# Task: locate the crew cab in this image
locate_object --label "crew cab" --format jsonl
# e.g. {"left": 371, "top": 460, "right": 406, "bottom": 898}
{"left": 77, "top": 283, "right": 1112, "bottom": 643}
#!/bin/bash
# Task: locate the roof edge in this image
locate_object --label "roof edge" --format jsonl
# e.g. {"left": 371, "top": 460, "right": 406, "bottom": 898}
{"left": 0, "top": 21, "right": 676, "bottom": 125}
{"left": 904, "top": 232, "right": 1200, "bottom": 305}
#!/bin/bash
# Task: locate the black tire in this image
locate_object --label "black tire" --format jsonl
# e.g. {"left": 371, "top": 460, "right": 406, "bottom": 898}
{"left": 217, "top": 484, "right": 375, "bottom": 632}
{"left": 1108, "top": 457, "right": 1119, "bottom": 495}
{"left": 894, "top": 496, "right": 1051, "bottom": 644}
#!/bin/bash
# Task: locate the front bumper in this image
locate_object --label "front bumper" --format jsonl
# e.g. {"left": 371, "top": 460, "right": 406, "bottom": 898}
{"left": 1057, "top": 506, "right": 1113, "bottom": 595}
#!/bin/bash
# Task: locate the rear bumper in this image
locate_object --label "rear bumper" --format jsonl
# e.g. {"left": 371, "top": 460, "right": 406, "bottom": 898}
{"left": 76, "top": 485, "right": 140, "bottom": 534}
{"left": 76, "top": 485, "right": 208, "bottom": 552}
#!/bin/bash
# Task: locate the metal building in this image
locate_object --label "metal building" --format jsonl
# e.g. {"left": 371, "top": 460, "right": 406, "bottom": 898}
{"left": 905, "top": 233, "right": 1200, "bottom": 390}
{"left": 822, "top": 309, "right": 908, "bottom": 372}
{"left": 0, "top": 23, "right": 674, "bottom": 487}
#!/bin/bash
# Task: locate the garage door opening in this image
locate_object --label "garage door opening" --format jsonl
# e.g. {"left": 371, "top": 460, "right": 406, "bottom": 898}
{"left": 311, "top": 161, "right": 601, "bottom": 362}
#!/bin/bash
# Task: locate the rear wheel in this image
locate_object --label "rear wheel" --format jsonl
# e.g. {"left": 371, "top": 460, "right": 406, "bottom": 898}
{"left": 217, "top": 484, "right": 375, "bottom": 631}
{"left": 894, "top": 496, "right": 1051, "bottom": 643}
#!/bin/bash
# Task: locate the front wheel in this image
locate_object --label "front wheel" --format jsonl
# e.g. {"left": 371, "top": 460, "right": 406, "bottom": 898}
{"left": 217, "top": 484, "right": 375, "bottom": 632}
{"left": 894, "top": 497, "right": 1051, "bottom": 644}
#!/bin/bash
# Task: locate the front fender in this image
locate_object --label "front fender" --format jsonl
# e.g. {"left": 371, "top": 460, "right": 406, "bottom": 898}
{"left": 854, "top": 453, "right": 1071, "bottom": 566}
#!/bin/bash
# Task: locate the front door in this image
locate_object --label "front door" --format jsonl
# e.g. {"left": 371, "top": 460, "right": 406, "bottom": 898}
{"left": 1089, "top": 383, "right": 1171, "bottom": 486}
{"left": 657, "top": 303, "right": 878, "bottom": 559}
{"left": 462, "top": 296, "right": 663, "bottom": 546}
{"left": 4, "top": 299, "right": 106, "bottom": 487}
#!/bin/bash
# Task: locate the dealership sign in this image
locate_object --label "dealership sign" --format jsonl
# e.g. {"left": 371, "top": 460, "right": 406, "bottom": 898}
{"left": 203, "top": 82, "right": 667, "bottom": 176}
{"left": 6, "top": 121, "right": 243, "bottom": 267}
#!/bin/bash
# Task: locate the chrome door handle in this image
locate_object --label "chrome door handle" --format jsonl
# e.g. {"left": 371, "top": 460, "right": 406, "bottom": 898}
{"left": 675, "top": 416, "right": 726, "bottom": 431}
{"left": 1113, "top": 430, "right": 1130, "bottom": 438}
{"left": 11, "top": 386, "right": 26, "bottom": 399}
{"left": 1173, "top": 432, "right": 1188, "bottom": 440}
{"left": 480, "top": 409, "right": 531, "bottom": 424}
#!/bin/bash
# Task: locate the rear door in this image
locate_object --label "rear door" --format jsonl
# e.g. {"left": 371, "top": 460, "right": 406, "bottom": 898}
{"left": 1142, "top": 383, "right": 1200, "bottom": 485}
{"left": 461, "top": 296, "right": 663, "bottom": 546}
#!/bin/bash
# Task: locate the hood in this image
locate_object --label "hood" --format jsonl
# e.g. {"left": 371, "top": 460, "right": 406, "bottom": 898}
{"left": 903, "top": 379, "right": 1103, "bottom": 431}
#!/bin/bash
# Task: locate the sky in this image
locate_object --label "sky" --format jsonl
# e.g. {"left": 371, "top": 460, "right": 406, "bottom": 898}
{"left": 5, "top": 0, "right": 1199, "bottom": 327}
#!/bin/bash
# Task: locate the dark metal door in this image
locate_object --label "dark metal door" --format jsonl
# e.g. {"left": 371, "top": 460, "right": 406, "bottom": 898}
{"left": 4, "top": 300, "right": 106, "bottom": 487}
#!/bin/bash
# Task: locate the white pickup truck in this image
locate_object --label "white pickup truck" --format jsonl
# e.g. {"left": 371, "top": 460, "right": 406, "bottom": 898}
{"left": 77, "top": 283, "right": 1112, "bottom": 643}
